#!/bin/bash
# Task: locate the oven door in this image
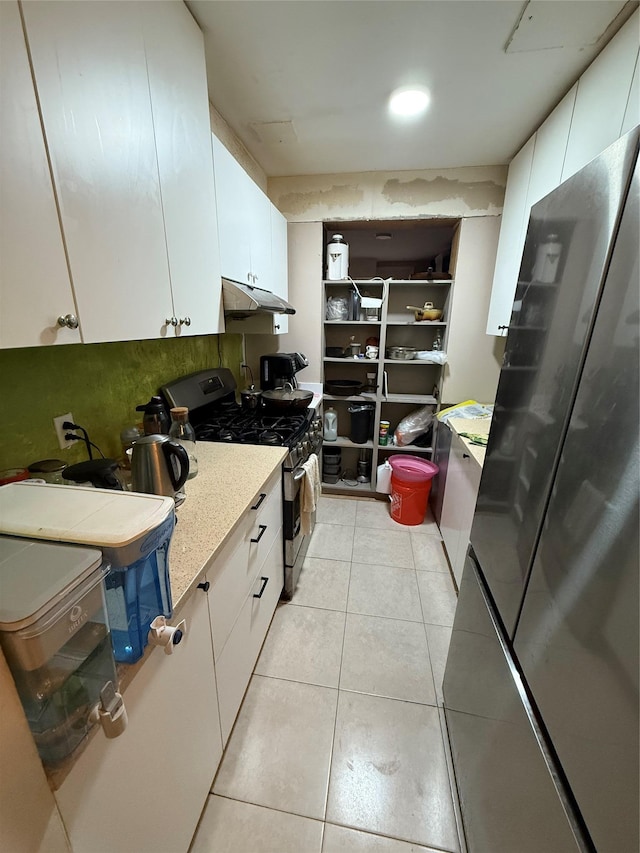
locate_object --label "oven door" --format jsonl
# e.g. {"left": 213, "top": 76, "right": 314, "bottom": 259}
{"left": 282, "top": 464, "right": 315, "bottom": 600}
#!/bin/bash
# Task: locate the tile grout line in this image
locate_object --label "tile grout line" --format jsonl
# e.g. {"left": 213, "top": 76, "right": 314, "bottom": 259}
{"left": 320, "top": 531, "right": 354, "bottom": 827}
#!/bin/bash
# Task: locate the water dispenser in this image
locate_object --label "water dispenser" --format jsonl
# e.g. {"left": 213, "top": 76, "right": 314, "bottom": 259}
{"left": 0, "top": 537, "right": 123, "bottom": 765}
{"left": 0, "top": 484, "right": 176, "bottom": 664}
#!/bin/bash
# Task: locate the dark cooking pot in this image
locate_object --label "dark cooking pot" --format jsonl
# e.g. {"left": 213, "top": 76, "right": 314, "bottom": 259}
{"left": 241, "top": 386, "right": 263, "bottom": 410}
{"left": 324, "top": 379, "right": 363, "bottom": 397}
{"left": 262, "top": 384, "right": 313, "bottom": 411}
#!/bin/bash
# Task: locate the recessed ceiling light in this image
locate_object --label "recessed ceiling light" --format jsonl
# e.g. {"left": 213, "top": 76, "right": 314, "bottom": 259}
{"left": 376, "top": 233, "right": 392, "bottom": 240}
{"left": 388, "top": 87, "right": 431, "bottom": 118}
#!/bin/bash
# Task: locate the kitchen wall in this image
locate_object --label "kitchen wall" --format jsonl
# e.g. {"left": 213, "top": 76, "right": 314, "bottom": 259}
{"left": 0, "top": 333, "right": 242, "bottom": 472}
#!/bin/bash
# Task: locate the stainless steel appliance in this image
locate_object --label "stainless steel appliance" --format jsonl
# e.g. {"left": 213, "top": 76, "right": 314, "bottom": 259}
{"left": 161, "top": 368, "right": 322, "bottom": 599}
{"left": 130, "top": 435, "right": 190, "bottom": 503}
{"left": 259, "top": 352, "right": 308, "bottom": 390}
{"left": 443, "top": 128, "right": 639, "bottom": 852}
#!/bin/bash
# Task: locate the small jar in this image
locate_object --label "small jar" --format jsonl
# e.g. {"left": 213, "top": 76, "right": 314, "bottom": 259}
{"left": 119, "top": 426, "right": 142, "bottom": 470}
{"left": 169, "top": 407, "right": 198, "bottom": 480}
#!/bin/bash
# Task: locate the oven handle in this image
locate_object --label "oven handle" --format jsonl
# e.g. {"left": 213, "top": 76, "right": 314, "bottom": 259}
{"left": 293, "top": 468, "right": 306, "bottom": 482}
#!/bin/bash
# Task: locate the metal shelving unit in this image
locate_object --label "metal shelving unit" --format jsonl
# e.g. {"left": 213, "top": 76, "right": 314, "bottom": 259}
{"left": 321, "top": 277, "right": 453, "bottom": 495}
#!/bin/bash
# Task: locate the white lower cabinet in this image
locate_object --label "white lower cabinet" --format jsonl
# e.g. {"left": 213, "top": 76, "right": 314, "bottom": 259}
{"left": 440, "top": 432, "right": 482, "bottom": 586}
{"left": 214, "top": 531, "right": 283, "bottom": 743}
{"left": 205, "top": 469, "right": 284, "bottom": 744}
{"left": 54, "top": 584, "right": 222, "bottom": 853}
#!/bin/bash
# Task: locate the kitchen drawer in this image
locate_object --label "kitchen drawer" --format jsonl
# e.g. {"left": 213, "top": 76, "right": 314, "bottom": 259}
{"left": 215, "top": 531, "right": 283, "bottom": 744}
{"left": 208, "top": 477, "right": 282, "bottom": 658}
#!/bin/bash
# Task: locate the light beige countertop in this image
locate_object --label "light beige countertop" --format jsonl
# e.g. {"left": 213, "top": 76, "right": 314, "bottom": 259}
{"left": 446, "top": 416, "right": 492, "bottom": 469}
{"left": 169, "top": 442, "right": 287, "bottom": 611}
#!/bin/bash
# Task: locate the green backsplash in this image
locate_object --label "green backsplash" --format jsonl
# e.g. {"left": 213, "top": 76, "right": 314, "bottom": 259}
{"left": 0, "top": 333, "right": 243, "bottom": 471}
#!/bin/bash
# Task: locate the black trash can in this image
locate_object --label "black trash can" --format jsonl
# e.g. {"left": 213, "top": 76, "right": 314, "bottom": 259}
{"left": 348, "top": 404, "right": 375, "bottom": 444}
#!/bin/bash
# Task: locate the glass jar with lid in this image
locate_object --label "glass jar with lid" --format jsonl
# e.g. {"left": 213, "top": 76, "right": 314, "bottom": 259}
{"left": 169, "top": 407, "right": 198, "bottom": 480}
{"left": 27, "top": 459, "right": 67, "bottom": 484}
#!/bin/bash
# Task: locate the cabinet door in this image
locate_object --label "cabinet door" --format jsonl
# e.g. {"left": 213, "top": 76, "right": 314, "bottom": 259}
{"left": 212, "top": 135, "right": 252, "bottom": 285}
{"left": 451, "top": 449, "right": 482, "bottom": 585}
{"left": 247, "top": 180, "right": 272, "bottom": 289}
{"left": 0, "top": 1, "right": 79, "bottom": 349}
{"left": 22, "top": 0, "right": 174, "bottom": 344}
{"left": 562, "top": 10, "right": 639, "bottom": 182}
{"left": 54, "top": 587, "right": 222, "bottom": 853}
{"left": 621, "top": 51, "right": 639, "bottom": 136}
{"left": 525, "top": 86, "right": 576, "bottom": 210}
{"left": 486, "top": 137, "right": 535, "bottom": 336}
{"left": 439, "top": 432, "right": 463, "bottom": 570}
{"left": 270, "top": 206, "right": 289, "bottom": 335}
{"left": 214, "top": 532, "right": 283, "bottom": 744}
{"left": 141, "top": 1, "right": 223, "bottom": 337}
{"left": 439, "top": 433, "right": 482, "bottom": 586}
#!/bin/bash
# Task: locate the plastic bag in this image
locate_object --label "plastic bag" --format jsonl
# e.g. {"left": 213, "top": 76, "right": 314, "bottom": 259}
{"left": 394, "top": 406, "right": 435, "bottom": 447}
{"left": 414, "top": 351, "right": 447, "bottom": 364}
{"left": 326, "top": 296, "right": 349, "bottom": 321}
{"left": 437, "top": 400, "right": 493, "bottom": 423}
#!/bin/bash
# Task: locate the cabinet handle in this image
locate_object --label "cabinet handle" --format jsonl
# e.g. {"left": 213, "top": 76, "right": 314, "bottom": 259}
{"left": 251, "top": 524, "right": 267, "bottom": 543}
{"left": 463, "top": 453, "right": 470, "bottom": 459}
{"left": 57, "top": 313, "right": 79, "bottom": 329}
{"left": 251, "top": 492, "right": 267, "bottom": 510}
{"left": 253, "top": 576, "right": 269, "bottom": 598}
{"left": 197, "top": 581, "right": 210, "bottom": 592}
{"left": 275, "top": 324, "right": 280, "bottom": 330}
{"left": 165, "top": 316, "right": 178, "bottom": 327}
{"left": 179, "top": 317, "right": 191, "bottom": 327}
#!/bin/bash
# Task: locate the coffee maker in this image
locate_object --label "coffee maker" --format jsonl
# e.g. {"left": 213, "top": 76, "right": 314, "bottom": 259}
{"left": 260, "top": 352, "right": 308, "bottom": 390}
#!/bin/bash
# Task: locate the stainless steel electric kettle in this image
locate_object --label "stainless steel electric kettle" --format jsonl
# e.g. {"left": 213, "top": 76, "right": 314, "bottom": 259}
{"left": 130, "top": 435, "right": 189, "bottom": 502}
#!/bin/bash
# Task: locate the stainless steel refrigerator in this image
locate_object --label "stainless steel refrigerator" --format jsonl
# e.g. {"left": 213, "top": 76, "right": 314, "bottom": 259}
{"left": 443, "top": 127, "right": 639, "bottom": 853}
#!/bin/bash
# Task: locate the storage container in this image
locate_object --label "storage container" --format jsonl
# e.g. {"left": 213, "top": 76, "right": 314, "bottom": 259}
{"left": 0, "top": 484, "right": 176, "bottom": 663}
{"left": 0, "top": 536, "right": 117, "bottom": 765}
{"left": 388, "top": 455, "right": 439, "bottom": 525}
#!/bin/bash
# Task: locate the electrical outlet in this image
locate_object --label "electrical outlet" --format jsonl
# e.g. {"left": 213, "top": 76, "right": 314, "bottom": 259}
{"left": 53, "top": 413, "right": 75, "bottom": 450}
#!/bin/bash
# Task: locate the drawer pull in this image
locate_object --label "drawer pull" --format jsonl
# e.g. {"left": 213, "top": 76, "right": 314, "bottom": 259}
{"left": 253, "top": 576, "right": 269, "bottom": 599}
{"left": 463, "top": 453, "right": 470, "bottom": 459}
{"left": 251, "top": 493, "right": 267, "bottom": 510}
{"left": 251, "top": 524, "right": 267, "bottom": 544}
{"left": 197, "top": 581, "right": 210, "bottom": 592}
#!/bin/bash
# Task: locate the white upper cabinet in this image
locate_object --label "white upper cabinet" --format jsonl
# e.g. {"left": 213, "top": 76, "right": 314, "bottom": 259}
{"left": 0, "top": 1, "right": 79, "bottom": 349}
{"left": 246, "top": 179, "right": 273, "bottom": 290}
{"left": 485, "top": 137, "right": 535, "bottom": 336}
{"left": 21, "top": 0, "right": 175, "bottom": 344}
{"left": 212, "top": 136, "right": 253, "bottom": 285}
{"left": 213, "top": 132, "right": 290, "bottom": 334}
{"left": 487, "top": 10, "right": 639, "bottom": 337}
{"left": 621, "top": 50, "right": 639, "bottom": 136}
{"left": 562, "top": 10, "right": 639, "bottom": 181}
{"left": 271, "top": 207, "right": 289, "bottom": 335}
{"left": 141, "top": 1, "right": 223, "bottom": 337}
{"left": 525, "top": 86, "right": 576, "bottom": 210}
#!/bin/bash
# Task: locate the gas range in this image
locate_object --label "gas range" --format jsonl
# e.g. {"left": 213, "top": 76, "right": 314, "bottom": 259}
{"left": 161, "top": 368, "right": 322, "bottom": 469}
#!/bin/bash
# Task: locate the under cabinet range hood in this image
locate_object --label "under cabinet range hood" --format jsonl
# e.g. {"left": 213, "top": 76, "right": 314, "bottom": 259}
{"left": 221, "top": 279, "right": 295, "bottom": 318}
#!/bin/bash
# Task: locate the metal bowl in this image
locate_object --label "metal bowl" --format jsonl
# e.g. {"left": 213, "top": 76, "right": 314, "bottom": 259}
{"left": 386, "top": 346, "right": 416, "bottom": 360}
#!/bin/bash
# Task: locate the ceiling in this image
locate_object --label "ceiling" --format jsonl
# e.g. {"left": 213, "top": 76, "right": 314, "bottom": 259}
{"left": 187, "top": 0, "right": 635, "bottom": 177}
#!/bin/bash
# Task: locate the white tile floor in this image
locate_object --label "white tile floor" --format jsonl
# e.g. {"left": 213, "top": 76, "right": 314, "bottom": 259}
{"left": 191, "top": 496, "right": 460, "bottom": 853}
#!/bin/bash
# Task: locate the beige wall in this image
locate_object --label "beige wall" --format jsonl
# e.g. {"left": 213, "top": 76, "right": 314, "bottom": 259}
{"left": 268, "top": 165, "right": 507, "bottom": 222}
{"left": 0, "top": 650, "right": 70, "bottom": 852}
{"left": 442, "top": 217, "right": 506, "bottom": 404}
